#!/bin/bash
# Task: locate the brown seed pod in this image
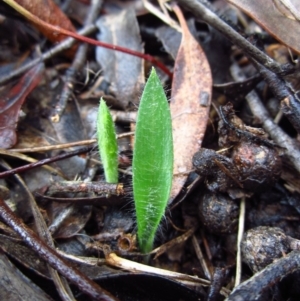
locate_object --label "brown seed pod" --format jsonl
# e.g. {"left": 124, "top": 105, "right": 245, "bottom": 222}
{"left": 241, "top": 226, "right": 292, "bottom": 273}
{"left": 198, "top": 192, "right": 239, "bottom": 234}
{"left": 193, "top": 149, "right": 239, "bottom": 192}
{"left": 232, "top": 141, "right": 282, "bottom": 190}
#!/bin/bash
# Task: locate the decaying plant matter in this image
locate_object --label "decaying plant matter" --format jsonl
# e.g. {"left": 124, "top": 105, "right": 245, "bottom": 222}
{"left": 0, "top": 0, "right": 300, "bottom": 300}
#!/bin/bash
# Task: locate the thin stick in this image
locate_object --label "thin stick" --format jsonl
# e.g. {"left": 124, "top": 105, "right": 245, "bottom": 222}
{"left": 0, "top": 149, "right": 65, "bottom": 178}
{"left": 0, "top": 147, "right": 92, "bottom": 179}
{"left": 0, "top": 159, "right": 75, "bottom": 301}
{"left": 0, "top": 24, "right": 96, "bottom": 85}
{"left": 10, "top": 139, "right": 96, "bottom": 153}
{"left": 0, "top": 198, "right": 119, "bottom": 301}
{"left": 10, "top": 132, "right": 134, "bottom": 153}
{"left": 192, "top": 235, "right": 212, "bottom": 280}
{"left": 235, "top": 197, "right": 246, "bottom": 287}
{"left": 176, "top": 0, "right": 293, "bottom": 75}
{"left": 230, "top": 63, "right": 300, "bottom": 174}
{"left": 227, "top": 250, "right": 300, "bottom": 300}
{"left": 106, "top": 252, "right": 231, "bottom": 296}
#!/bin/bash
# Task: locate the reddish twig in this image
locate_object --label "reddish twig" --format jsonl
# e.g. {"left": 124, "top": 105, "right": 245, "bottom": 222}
{"left": 0, "top": 146, "right": 92, "bottom": 179}
{"left": 3, "top": 0, "right": 172, "bottom": 78}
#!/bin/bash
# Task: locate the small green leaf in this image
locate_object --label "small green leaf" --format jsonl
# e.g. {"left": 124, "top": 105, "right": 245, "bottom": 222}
{"left": 133, "top": 68, "right": 173, "bottom": 253}
{"left": 97, "top": 98, "right": 118, "bottom": 183}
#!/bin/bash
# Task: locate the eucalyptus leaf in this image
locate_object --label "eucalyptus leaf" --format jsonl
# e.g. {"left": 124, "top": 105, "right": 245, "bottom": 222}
{"left": 97, "top": 98, "right": 118, "bottom": 183}
{"left": 133, "top": 68, "right": 173, "bottom": 253}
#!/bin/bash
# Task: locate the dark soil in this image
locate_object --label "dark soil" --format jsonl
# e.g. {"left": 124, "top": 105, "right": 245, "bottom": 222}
{"left": 0, "top": 1, "right": 300, "bottom": 301}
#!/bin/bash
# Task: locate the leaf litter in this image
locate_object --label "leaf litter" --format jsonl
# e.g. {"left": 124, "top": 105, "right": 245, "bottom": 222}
{"left": 170, "top": 4, "right": 212, "bottom": 202}
{"left": 0, "top": 0, "right": 300, "bottom": 300}
{"left": 95, "top": 7, "right": 145, "bottom": 109}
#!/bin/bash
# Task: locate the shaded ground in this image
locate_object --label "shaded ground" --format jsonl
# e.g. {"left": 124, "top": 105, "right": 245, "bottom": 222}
{"left": 0, "top": 0, "right": 300, "bottom": 300}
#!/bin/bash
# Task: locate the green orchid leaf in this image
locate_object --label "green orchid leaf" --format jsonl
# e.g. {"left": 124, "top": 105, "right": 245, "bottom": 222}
{"left": 133, "top": 67, "right": 173, "bottom": 253}
{"left": 97, "top": 98, "right": 118, "bottom": 183}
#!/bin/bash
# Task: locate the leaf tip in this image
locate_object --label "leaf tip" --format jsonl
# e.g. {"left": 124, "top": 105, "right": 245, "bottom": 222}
{"left": 97, "top": 97, "right": 118, "bottom": 184}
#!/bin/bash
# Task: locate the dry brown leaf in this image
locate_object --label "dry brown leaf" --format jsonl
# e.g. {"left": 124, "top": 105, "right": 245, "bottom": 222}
{"left": 228, "top": 0, "right": 300, "bottom": 54}
{"left": 13, "top": 0, "right": 77, "bottom": 55}
{"left": 170, "top": 5, "right": 212, "bottom": 202}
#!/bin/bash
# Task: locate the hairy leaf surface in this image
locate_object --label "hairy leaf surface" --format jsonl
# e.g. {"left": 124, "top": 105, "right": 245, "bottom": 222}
{"left": 97, "top": 98, "right": 118, "bottom": 183}
{"left": 133, "top": 68, "right": 173, "bottom": 253}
